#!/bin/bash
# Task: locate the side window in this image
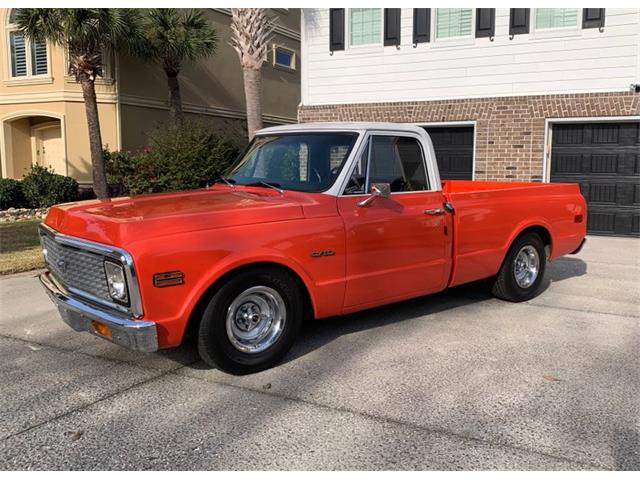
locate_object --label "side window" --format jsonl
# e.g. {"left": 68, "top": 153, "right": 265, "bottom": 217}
{"left": 369, "top": 136, "right": 429, "bottom": 192}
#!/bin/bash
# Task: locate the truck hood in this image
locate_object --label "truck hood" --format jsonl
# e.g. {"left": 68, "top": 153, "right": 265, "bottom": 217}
{"left": 45, "top": 187, "right": 307, "bottom": 247}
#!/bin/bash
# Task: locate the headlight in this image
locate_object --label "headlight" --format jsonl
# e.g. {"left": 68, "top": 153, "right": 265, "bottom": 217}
{"left": 104, "top": 260, "right": 129, "bottom": 303}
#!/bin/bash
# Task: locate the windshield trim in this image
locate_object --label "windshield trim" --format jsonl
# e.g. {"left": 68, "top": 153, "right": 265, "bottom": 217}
{"left": 224, "top": 131, "right": 361, "bottom": 194}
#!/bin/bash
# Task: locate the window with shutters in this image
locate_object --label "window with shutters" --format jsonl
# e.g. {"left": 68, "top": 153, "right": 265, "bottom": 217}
{"left": 435, "top": 9, "right": 473, "bottom": 40}
{"left": 349, "top": 9, "right": 382, "bottom": 47}
{"left": 535, "top": 8, "right": 579, "bottom": 30}
{"left": 6, "top": 9, "right": 49, "bottom": 80}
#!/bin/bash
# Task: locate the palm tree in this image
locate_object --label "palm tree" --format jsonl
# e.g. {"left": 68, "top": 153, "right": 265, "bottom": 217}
{"left": 230, "top": 9, "right": 273, "bottom": 140}
{"left": 137, "top": 9, "right": 217, "bottom": 125}
{"left": 16, "top": 9, "right": 141, "bottom": 199}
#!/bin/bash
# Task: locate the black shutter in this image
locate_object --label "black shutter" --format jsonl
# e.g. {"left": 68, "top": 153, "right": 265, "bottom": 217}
{"left": 413, "top": 8, "right": 430, "bottom": 44}
{"left": 384, "top": 9, "right": 402, "bottom": 47}
{"left": 475, "top": 8, "right": 495, "bottom": 38}
{"left": 329, "top": 8, "right": 345, "bottom": 52}
{"left": 583, "top": 9, "right": 605, "bottom": 29}
{"left": 509, "top": 8, "right": 530, "bottom": 37}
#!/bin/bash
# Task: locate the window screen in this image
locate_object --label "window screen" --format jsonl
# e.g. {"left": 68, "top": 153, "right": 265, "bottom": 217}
{"left": 436, "top": 9, "right": 473, "bottom": 39}
{"left": 350, "top": 8, "right": 382, "bottom": 46}
{"left": 535, "top": 9, "right": 578, "bottom": 29}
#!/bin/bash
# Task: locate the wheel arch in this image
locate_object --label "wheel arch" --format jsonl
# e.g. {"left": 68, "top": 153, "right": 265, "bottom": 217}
{"left": 182, "top": 261, "right": 316, "bottom": 341}
{"left": 504, "top": 223, "right": 554, "bottom": 263}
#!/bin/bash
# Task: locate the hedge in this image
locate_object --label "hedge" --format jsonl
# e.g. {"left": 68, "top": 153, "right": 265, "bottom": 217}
{"left": 106, "top": 121, "right": 239, "bottom": 196}
{"left": 0, "top": 165, "right": 79, "bottom": 210}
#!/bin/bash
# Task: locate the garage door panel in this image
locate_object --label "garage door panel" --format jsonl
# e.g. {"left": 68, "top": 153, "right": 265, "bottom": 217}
{"left": 587, "top": 210, "right": 638, "bottom": 236}
{"left": 424, "top": 126, "right": 474, "bottom": 181}
{"left": 551, "top": 122, "right": 640, "bottom": 237}
{"left": 592, "top": 124, "right": 619, "bottom": 144}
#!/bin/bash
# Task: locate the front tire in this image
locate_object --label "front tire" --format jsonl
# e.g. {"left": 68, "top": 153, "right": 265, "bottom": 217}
{"left": 197, "top": 268, "right": 303, "bottom": 374}
{"left": 490, "top": 233, "right": 546, "bottom": 302}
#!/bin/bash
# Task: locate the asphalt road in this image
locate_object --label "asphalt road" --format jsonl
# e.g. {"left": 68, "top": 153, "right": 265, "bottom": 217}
{"left": 1, "top": 236, "right": 638, "bottom": 470}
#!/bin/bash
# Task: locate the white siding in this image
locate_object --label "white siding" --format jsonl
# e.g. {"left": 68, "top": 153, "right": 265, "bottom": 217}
{"left": 301, "top": 8, "right": 640, "bottom": 105}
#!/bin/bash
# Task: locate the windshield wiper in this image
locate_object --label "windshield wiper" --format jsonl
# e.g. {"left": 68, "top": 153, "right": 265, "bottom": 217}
{"left": 215, "top": 176, "right": 236, "bottom": 189}
{"left": 245, "top": 181, "right": 284, "bottom": 194}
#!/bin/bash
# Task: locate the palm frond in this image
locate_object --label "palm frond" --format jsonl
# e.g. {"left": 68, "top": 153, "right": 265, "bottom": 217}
{"left": 229, "top": 8, "right": 274, "bottom": 70}
{"left": 136, "top": 8, "right": 217, "bottom": 74}
{"left": 14, "top": 8, "right": 143, "bottom": 81}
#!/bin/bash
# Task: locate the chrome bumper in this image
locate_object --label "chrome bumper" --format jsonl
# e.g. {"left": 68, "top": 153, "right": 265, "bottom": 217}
{"left": 39, "top": 271, "right": 158, "bottom": 352}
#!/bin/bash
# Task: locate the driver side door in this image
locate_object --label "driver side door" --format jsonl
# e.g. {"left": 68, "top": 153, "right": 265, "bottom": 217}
{"left": 337, "top": 133, "right": 452, "bottom": 310}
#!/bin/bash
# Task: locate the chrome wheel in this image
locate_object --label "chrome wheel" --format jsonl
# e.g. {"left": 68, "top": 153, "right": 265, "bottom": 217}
{"left": 513, "top": 245, "right": 540, "bottom": 288}
{"left": 226, "top": 286, "right": 286, "bottom": 354}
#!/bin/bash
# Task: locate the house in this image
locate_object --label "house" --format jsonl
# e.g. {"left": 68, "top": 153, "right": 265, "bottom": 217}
{"left": 299, "top": 8, "right": 640, "bottom": 236}
{"left": 0, "top": 8, "right": 300, "bottom": 186}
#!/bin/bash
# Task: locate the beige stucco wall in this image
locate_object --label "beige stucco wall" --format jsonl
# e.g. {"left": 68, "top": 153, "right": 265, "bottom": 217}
{"left": 117, "top": 8, "right": 301, "bottom": 151}
{"left": 0, "top": 8, "right": 119, "bottom": 182}
{"left": 0, "top": 101, "right": 119, "bottom": 183}
{"left": 0, "top": 8, "right": 301, "bottom": 182}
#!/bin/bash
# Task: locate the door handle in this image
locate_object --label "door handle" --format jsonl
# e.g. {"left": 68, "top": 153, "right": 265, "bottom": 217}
{"left": 424, "top": 208, "right": 445, "bottom": 216}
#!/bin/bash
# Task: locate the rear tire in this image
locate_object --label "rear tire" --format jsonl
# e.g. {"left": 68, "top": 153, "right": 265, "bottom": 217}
{"left": 197, "top": 268, "right": 303, "bottom": 375}
{"left": 490, "top": 233, "right": 546, "bottom": 302}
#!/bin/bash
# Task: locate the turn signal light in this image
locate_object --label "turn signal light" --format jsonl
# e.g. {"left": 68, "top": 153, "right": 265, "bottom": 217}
{"left": 574, "top": 214, "right": 584, "bottom": 223}
{"left": 153, "top": 271, "right": 184, "bottom": 288}
{"left": 91, "top": 321, "right": 112, "bottom": 339}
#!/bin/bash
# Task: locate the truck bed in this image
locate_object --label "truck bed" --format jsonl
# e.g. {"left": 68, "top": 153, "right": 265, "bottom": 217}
{"left": 442, "top": 181, "right": 586, "bottom": 287}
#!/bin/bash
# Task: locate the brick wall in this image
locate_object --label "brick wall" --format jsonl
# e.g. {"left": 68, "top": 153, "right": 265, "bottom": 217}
{"left": 298, "top": 92, "right": 640, "bottom": 181}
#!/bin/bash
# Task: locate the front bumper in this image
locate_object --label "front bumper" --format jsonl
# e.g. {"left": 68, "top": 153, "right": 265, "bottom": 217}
{"left": 39, "top": 271, "right": 158, "bottom": 352}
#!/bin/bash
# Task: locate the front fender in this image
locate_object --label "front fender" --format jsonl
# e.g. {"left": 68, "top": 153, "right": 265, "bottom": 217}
{"left": 184, "top": 248, "right": 321, "bottom": 321}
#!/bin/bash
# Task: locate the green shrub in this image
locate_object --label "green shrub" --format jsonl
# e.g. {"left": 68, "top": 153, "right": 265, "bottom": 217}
{"left": 106, "top": 121, "right": 239, "bottom": 195}
{"left": 105, "top": 122, "right": 238, "bottom": 195}
{"left": 0, "top": 178, "right": 26, "bottom": 209}
{"left": 21, "top": 165, "right": 79, "bottom": 208}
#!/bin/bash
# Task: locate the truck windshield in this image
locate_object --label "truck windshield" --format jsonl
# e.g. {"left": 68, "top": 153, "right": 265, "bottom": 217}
{"left": 225, "top": 132, "right": 358, "bottom": 193}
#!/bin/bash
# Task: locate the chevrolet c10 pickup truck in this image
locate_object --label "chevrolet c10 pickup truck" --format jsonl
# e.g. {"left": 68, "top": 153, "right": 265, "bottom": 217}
{"left": 39, "top": 122, "right": 587, "bottom": 374}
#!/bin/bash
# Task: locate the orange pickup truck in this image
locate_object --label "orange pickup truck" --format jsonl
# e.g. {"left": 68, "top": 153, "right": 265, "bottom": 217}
{"left": 39, "top": 123, "right": 587, "bottom": 373}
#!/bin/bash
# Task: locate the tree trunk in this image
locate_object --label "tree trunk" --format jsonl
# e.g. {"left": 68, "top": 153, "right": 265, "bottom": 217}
{"left": 242, "top": 67, "right": 263, "bottom": 141}
{"left": 80, "top": 78, "right": 109, "bottom": 199}
{"left": 166, "top": 71, "right": 184, "bottom": 125}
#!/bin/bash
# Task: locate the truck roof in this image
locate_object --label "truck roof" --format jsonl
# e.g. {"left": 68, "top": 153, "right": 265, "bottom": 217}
{"left": 258, "top": 122, "right": 427, "bottom": 136}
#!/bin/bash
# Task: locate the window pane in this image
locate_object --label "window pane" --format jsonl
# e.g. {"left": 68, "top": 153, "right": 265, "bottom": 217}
{"left": 436, "top": 8, "right": 473, "bottom": 39}
{"left": 31, "top": 38, "right": 48, "bottom": 75}
{"left": 10, "top": 31, "right": 27, "bottom": 77}
{"left": 350, "top": 8, "right": 381, "bottom": 46}
{"left": 369, "top": 136, "right": 428, "bottom": 192}
{"left": 396, "top": 137, "right": 429, "bottom": 190}
{"left": 275, "top": 48, "right": 293, "bottom": 68}
{"left": 536, "top": 9, "right": 578, "bottom": 29}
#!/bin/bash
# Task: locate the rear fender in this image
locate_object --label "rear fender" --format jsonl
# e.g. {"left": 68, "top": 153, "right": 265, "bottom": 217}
{"left": 503, "top": 220, "right": 555, "bottom": 260}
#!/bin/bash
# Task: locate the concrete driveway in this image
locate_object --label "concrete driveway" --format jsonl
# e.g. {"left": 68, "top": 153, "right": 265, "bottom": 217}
{"left": 0, "top": 236, "right": 638, "bottom": 470}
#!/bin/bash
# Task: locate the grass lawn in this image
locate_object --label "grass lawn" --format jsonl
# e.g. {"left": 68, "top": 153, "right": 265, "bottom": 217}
{"left": 0, "top": 219, "right": 44, "bottom": 275}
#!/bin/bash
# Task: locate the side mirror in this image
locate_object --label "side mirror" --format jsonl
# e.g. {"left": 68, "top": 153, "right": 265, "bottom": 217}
{"left": 357, "top": 183, "right": 390, "bottom": 207}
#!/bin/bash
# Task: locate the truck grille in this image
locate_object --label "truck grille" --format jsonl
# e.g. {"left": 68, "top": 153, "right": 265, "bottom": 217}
{"left": 41, "top": 234, "right": 112, "bottom": 302}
